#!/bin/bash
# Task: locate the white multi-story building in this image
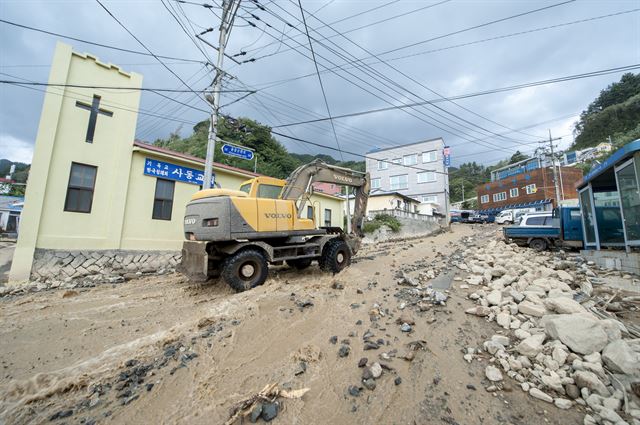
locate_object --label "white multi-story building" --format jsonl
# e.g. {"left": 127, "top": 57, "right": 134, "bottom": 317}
{"left": 365, "top": 138, "right": 449, "bottom": 213}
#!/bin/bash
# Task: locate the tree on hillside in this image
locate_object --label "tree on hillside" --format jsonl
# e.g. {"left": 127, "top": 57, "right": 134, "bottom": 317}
{"left": 153, "top": 117, "right": 365, "bottom": 179}
{"left": 509, "top": 151, "right": 529, "bottom": 164}
{"left": 573, "top": 73, "right": 640, "bottom": 149}
{"left": 155, "top": 117, "right": 299, "bottom": 179}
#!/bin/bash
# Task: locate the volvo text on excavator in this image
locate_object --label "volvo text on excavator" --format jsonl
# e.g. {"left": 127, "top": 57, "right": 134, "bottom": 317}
{"left": 179, "top": 160, "right": 370, "bottom": 291}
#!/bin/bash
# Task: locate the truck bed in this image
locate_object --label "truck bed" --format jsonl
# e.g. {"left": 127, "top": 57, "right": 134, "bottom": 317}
{"left": 503, "top": 225, "right": 560, "bottom": 239}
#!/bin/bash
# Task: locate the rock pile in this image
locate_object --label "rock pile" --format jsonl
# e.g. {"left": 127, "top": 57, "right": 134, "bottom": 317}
{"left": 461, "top": 238, "right": 640, "bottom": 425}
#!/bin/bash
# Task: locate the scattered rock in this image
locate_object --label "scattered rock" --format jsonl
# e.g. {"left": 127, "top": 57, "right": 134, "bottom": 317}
{"left": 400, "top": 323, "right": 412, "bottom": 332}
{"left": 553, "top": 398, "right": 572, "bottom": 409}
{"left": 363, "top": 378, "right": 376, "bottom": 391}
{"left": 529, "top": 388, "right": 553, "bottom": 403}
{"left": 369, "top": 362, "right": 383, "bottom": 379}
{"left": 516, "top": 334, "right": 546, "bottom": 358}
{"left": 358, "top": 357, "right": 368, "bottom": 368}
{"left": 485, "top": 365, "right": 503, "bottom": 382}
{"left": 261, "top": 402, "right": 279, "bottom": 422}
{"left": 338, "top": 345, "right": 350, "bottom": 357}
{"left": 394, "top": 377, "right": 402, "bottom": 385}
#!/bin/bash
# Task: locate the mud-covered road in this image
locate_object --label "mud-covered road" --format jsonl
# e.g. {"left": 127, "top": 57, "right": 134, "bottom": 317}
{"left": 0, "top": 225, "right": 585, "bottom": 424}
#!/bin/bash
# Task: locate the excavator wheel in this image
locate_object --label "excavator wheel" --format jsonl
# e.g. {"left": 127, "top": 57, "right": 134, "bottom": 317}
{"left": 221, "top": 249, "right": 269, "bottom": 292}
{"left": 286, "top": 258, "right": 313, "bottom": 270}
{"left": 319, "top": 238, "right": 351, "bottom": 273}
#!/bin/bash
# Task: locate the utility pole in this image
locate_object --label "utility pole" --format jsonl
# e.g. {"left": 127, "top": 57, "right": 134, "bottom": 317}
{"left": 547, "top": 129, "right": 563, "bottom": 207}
{"left": 202, "top": 0, "right": 240, "bottom": 189}
{"left": 461, "top": 181, "right": 465, "bottom": 204}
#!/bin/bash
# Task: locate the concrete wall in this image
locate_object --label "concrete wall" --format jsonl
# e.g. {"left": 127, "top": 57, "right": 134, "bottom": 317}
{"left": 363, "top": 215, "right": 445, "bottom": 243}
{"left": 580, "top": 250, "right": 640, "bottom": 275}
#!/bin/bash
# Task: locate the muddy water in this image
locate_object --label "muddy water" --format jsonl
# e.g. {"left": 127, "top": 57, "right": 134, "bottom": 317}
{"left": 0, "top": 225, "right": 584, "bottom": 424}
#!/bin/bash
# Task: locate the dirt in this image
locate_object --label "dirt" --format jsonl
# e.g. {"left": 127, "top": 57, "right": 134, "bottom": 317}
{"left": 0, "top": 225, "right": 586, "bottom": 424}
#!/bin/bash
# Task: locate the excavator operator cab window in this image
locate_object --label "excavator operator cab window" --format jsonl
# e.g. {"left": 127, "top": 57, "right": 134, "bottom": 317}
{"left": 239, "top": 183, "right": 251, "bottom": 194}
{"left": 257, "top": 184, "right": 283, "bottom": 199}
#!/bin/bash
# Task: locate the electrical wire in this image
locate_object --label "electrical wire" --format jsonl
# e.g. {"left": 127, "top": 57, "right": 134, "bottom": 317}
{"left": 295, "top": 0, "right": 343, "bottom": 160}
{"left": 282, "top": 0, "right": 541, "bottom": 146}
{"left": 0, "top": 18, "right": 205, "bottom": 64}
{"left": 0, "top": 80, "right": 253, "bottom": 93}
{"left": 95, "top": 0, "right": 209, "bottom": 105}
{"left": 271, "top": 64, "right": 640, "bottom": 128}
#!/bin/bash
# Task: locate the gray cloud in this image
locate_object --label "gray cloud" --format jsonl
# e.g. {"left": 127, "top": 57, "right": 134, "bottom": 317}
{"left": 1, "top": 0, "right": 638, "bottom": 167}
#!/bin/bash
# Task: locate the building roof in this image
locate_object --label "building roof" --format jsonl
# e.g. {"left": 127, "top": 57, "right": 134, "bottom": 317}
{"left": 577, "top": 139, "right": 640, "bottom": 190}
{"left": 365, "top": 137, "right": 444, "bottom": 154}
{"left": 369, "top": 190, "right": 420, "bottom": 203}
{"left": 133, "top": 140, "right": 259, "bottom": 178}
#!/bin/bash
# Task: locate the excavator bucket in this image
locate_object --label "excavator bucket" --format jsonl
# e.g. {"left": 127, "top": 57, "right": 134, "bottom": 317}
{"left": 178, "top": 241, "right": 209, "bottom": 282}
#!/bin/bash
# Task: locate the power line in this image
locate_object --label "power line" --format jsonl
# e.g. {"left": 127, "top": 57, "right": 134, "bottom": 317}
{"left": 250, "top": 0, "right": 452, "bottom": 63}
{"left": 0, "top": 18, "right": 205, "bottom": 64}
{"left": 241, "top": 5, "right": 528, "bottom": 156}
{"left": 286, "top": 0, "right": 541, "bottom": 147}
{"left": 272, "top": 64, "right": 640, "bottom": 128}
{"left": 0, "top": 80, "right": 253, "bottom": 93}
{"left": 95, "top": 0, "right": 210, "bottom": 105}
{"left": 249, "top": 0, "right": 578, "bottom": 89}
{"left": 296, "top": 0, "right": 343, "bottom": 161}
{"left": 5, "top": 79, "right": 199, "bottom": 126}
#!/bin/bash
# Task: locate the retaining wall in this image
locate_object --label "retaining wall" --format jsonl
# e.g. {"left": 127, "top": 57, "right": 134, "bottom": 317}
{"left": 363, "top": 216, "right": 446, "bottom": 243}
{"left": 31, "top": 249, "right": 181, "bottom": 281}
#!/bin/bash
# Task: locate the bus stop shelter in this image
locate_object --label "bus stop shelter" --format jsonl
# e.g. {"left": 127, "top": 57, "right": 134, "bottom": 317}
{"left": 576, "top": 140, "right": 640, "bottom": 255}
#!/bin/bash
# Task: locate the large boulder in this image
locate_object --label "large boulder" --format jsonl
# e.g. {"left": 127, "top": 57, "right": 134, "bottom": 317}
{"left": 543, "top": 298, "right": 585, "bottom": 314}
{"left": 542, "top": 314, "right": 608, "bottom": 355}
{"left": 602, "top": 340, "right": 640, "bottom": 375}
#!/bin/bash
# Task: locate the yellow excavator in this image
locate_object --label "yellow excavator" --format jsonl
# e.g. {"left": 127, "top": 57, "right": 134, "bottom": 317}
{"left": 179, "top": 159, "right": 370, "bottom": 291}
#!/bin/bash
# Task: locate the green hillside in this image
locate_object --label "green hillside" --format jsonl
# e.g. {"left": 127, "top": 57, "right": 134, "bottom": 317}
{"left": 153, "top": 117, "right": 364, "bottom": 179}
{"left": 573, "top": 73, "right": 640, "bottom": 150}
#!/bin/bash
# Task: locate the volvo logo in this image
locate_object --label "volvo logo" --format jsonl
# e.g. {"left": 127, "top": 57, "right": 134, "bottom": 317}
{"left": 264, "top": 213, "right": 292, "bottom": 219}
{"left": 184, "top": 218, "right": 197, "bottom": 225}
{"left": 333, "top": 174, "right": 353, "bottom": 183}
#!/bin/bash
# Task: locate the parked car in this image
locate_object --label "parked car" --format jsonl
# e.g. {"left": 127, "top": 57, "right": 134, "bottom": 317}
{"left": 517, "top": 212, "right": 553, "bottom": 227}
{"left": 495, "top": 208, "right": 537, "bottom": 225}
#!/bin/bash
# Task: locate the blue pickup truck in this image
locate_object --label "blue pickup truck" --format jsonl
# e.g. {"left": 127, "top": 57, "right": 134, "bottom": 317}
{"left": 503, "top": 207, "right": 583, "bottom": 251}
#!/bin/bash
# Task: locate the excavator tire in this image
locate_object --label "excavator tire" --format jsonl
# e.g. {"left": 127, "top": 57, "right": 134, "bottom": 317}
{"left": 222, "top": 249, "right": 269, "bottom": 292}
{"left": 286, "top": 258, "right": 313, "bottom": 270}
{"left": 319, "top": 238, "right": 351, "bottom": 273}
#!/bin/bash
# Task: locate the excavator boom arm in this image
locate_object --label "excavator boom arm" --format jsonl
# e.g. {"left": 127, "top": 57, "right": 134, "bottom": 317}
{"left": 280, "top": 159, "right": 370, "bottom": 237}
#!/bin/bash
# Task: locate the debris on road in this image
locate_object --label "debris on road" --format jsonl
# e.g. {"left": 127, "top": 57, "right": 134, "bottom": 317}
{"left": 457, "top": 236, "right": 640, "bottom": 425}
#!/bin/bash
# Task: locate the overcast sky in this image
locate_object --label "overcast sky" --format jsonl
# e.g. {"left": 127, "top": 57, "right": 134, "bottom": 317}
{"left": 1, "top": 0, "right": 639, "bottom": 167}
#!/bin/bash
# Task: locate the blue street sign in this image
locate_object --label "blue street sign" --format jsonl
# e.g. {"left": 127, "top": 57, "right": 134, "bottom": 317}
{"left": 143, "top": 158, "right": 214, "bottom": 186}
{"left": 222, "top": 143, "right": 254, "bottom": 160}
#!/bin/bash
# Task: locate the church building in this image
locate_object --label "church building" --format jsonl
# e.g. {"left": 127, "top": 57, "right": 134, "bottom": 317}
{"left": 9, "top": 42, "right": 344, "bottom": 282}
